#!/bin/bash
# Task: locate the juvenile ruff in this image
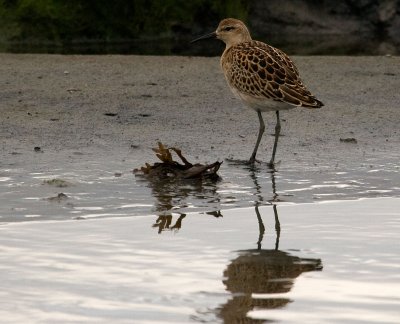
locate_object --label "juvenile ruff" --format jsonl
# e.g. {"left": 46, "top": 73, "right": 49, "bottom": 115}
{"left": 192, "top": 18, "right": 323, "bottom": 166}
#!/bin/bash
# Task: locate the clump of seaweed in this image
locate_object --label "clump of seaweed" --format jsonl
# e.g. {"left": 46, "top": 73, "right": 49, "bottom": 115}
{"left": 134, "top": 142, "right": 222, "bottom": 180}
{"left": 43, "top": 178, "right": 73, "bottom": 187}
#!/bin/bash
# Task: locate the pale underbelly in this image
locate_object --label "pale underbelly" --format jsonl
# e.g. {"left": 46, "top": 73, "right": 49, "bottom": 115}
{"left": 233, "top": 88, "right": 296, "bottom": 112}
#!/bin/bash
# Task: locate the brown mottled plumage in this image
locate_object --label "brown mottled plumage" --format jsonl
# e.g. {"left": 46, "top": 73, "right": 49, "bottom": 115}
{"left": 222, "top": 40, "right": 323, "bottom": 108}
{"left": 192, "top": 18, "right": 323, "bottom": 166}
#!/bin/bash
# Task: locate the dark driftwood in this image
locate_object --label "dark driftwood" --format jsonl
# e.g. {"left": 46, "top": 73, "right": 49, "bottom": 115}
{"left": 134, "top": 142, "right": 222, "bottom": 180}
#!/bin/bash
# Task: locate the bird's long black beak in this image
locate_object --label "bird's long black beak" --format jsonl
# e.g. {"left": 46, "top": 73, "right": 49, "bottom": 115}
{"left": 190, "top": 31, "right": 217, "bottom": 44}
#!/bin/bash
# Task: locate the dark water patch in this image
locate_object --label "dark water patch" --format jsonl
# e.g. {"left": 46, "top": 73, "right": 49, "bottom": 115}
{"left": 1, "top": 34, "right": 398, "bottom": 56}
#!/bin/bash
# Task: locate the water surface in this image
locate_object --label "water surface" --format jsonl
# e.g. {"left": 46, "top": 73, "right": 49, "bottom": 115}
{"left": 0, "top": 199, "right": 399, "bottom": 323}
{"left": 1, "top": 156, "right": 399, "bottom": 223}
{"left": 1, "top": 155, "right": 399, "bottom": 323}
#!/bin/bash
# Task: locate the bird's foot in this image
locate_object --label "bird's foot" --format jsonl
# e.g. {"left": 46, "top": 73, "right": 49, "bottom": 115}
{"left": 248, "top": 157, "right": 262, "bottom": 165}
{"left": 248, "top": 151, "right": 263, "bottom": 164}
{"left": 267, "top": 159, "right": 281, "bottom": 170}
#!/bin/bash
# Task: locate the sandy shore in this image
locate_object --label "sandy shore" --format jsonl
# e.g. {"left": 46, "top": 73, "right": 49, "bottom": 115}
{"left": 1, "top": 54, "right": 399, "bottom": 169}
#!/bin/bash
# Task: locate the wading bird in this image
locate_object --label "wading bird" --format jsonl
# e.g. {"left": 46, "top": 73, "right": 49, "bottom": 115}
{"left": 192, "top": 18, "right": 323, "bottom": 166}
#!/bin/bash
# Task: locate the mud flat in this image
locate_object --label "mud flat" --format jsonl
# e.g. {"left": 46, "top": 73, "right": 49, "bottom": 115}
{"left": 1, "top": 54, "right": 399, "bottom": 166}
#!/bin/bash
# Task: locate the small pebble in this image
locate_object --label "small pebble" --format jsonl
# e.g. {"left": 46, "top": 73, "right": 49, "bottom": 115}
{"left": 340, "top": 138, "right": 357, "bottom": 144}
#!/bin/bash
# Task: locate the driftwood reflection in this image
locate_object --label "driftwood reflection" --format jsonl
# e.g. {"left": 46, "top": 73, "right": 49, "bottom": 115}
{"left": 145, "top": 175, "right": 222, "bottom": 233}
{"left": 217, "top": 167, "right": 323, "bottom": 323}
{"left": 134, "top": 143, "right": 222, "bottom": 233}
{"left": 147, "top": 157, "right": 281, "bottom": 234}
{"left": 153, "top": 214, "right": 186, "bottom": 234}
{"left": 152, "top": 210, "right": 224, "bottom": 233}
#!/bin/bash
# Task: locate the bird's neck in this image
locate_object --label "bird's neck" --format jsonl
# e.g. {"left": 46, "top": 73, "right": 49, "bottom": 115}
{"left": 224, "top": 34, "right": 252, "bottom": 49}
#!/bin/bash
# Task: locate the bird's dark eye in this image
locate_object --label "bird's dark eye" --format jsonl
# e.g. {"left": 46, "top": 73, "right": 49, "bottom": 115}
{"left": 224, "top": 26, "right": 235, "bottom": 31}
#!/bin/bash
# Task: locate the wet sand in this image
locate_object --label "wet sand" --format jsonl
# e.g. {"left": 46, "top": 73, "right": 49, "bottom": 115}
{"left": 1, "top": 54, "right": 399, "bottom": 169}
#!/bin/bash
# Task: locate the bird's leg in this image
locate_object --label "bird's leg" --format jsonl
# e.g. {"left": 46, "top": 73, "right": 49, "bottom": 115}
{"left": 273, "top": 204, "right": 281, "bottom": 250}
{"left": 249, "top": 110, "right": 265, "bottom": 164}
{"left": 269, "top": 111, "right": 281, "bottom": 167}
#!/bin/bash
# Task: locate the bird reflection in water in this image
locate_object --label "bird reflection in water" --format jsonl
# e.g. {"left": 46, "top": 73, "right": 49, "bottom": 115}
{"left": 217, "top": 167, "right": 323, "bottom": 323}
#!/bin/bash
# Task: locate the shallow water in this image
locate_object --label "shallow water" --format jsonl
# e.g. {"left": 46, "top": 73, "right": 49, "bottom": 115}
{"left": 0, "top": 156, "right": 399, "bottom": 223}
{"left": 1, "top": 156, "right": 400, "bottom": 323}
{"left": 0, "top": 199, "right": 399, "bottom": 323}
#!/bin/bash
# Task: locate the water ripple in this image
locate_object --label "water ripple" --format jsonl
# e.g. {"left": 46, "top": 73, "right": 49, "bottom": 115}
{"left": 0, "top": 156, "right": 399, "bottom": 223}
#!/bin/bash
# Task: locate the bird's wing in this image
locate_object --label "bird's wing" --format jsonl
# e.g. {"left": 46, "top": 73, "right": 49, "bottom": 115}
{"left": 224, "top": 41, "right": 323, "bottom": 108}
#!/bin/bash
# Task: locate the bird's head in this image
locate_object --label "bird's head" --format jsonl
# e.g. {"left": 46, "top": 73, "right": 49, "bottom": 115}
{"left": 216, "top": 18, "right": 252, "bottom": 47}
{"left": 191, "top": 18, "right": 252, "bottom": 48}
